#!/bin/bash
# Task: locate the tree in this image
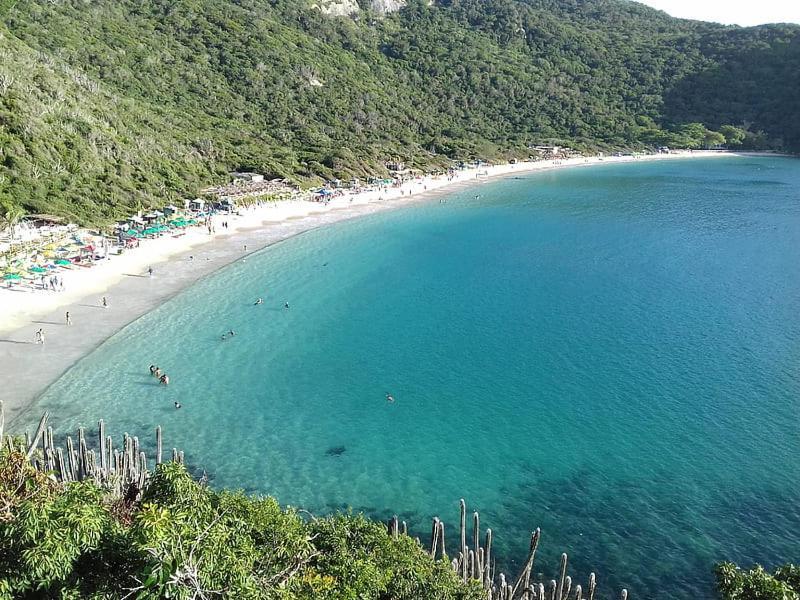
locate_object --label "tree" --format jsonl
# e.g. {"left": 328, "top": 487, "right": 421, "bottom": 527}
{"left": 0, "top": 202, "right": 24, "bottom": 239}
{"left": 720, "top": 125, "right": 746, "bottom": 147}
{"left": 703, "top": 130, "right": 726, "bottom": 149}
{"left": 716, "top": 562, "right": 800, "bottom": 600}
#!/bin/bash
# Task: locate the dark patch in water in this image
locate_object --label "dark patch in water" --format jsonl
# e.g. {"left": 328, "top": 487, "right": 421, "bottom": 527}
{"left": 326, "top": 445, "right": 346, "bottom": 456}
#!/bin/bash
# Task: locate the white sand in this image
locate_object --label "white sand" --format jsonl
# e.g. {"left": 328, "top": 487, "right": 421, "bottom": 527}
{"left": 0, "top": 150, "right": 738, "bottom": 423}
{"left": 0, "top": 150, "right": 733, "bottom": 335}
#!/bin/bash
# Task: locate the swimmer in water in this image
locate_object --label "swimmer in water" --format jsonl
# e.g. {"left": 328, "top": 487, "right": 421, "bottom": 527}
{"left": 149, "top": 364, "right": 156, "bottom": 375}
{"left": 386, "top": 393, "right": 395, "bottom": 403}
{"left": 154, "top": 367, "right": 162, "bottom": 379}
{"left": 254, "top": 298, "right": 263, "bottom": 305}
{"left": 160, "top": 374, "right": 170, "bottom": 385}
{"left": 228, "top": 330, "right": 236, "bottom": 337}
{"left": 174, "top": 401, "right": 181, "bottom": 409}
{"left": 284, "top": 302, "right": 290, "bottom": 309}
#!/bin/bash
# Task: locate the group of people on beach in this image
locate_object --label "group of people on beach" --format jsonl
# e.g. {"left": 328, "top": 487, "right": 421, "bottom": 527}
{"left": 41, "top": 275, "right": 65, "bottom": 292}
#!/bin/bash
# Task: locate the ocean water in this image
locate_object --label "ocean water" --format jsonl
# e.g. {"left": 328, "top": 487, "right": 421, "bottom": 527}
{"left": 19, "top": 156, "right": 800, "bottom": 598}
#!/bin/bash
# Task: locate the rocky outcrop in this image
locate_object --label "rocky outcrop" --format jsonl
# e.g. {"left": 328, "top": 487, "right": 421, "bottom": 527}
{"left": 316, "top": 0, "right": 360, "bottom": 17}
{"left": 315, "top": 0, "right": 411, "bottom": 17}
{"left": 369, "top": 0, "right": 407, "bottom": 14}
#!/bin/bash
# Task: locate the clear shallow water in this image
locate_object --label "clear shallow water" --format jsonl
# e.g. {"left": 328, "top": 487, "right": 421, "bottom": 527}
{"left": 20, "top": 157, "right": 800, "bottom": 598}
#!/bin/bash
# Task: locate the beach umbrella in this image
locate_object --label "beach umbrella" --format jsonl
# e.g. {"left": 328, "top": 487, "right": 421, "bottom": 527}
{"left": 55, "top": 259, "right": 72, "bottom": 265}
{"left": 4, "top": 273, "right": 21, "bottom": 280}
{"left": 29, "top": 266, "right": 47, "bottom": 273}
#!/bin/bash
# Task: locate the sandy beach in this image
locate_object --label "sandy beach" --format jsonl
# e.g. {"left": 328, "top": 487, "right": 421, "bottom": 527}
{"left": 1, "top": 151, "right": 736, "bottom": 424}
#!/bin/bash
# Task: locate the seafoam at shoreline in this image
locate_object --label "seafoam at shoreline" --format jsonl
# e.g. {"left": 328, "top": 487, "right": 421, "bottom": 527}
{"left": 0, "top": 150, "right": 739, "bottom": 423}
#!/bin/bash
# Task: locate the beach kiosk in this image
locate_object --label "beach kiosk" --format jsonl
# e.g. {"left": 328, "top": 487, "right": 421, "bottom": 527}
{"left": 188, "top": 198, "right": 205, "bottom": 213}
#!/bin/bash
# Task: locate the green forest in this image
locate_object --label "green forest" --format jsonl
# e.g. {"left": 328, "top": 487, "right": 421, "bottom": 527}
{"left": 0, "top": 0, "right": 798, "bottom": 224}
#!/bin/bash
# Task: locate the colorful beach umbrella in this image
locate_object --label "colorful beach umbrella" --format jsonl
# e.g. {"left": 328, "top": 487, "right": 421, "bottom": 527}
{"left": 55, "top": 259, "right": 72, "bottom": 265}
{"left": 29, "top": 266, "right": 47, "bottom": 273}
{"left": 4, "top": 273, "right": 21, "bottom": 280}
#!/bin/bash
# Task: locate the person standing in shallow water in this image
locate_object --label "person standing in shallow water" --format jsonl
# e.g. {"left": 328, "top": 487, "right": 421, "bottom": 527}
{"left": 65, "top": 311, "right": 72, "bottom": 326}
{"left": 102, "top": 296, "right": 108, "bottom": 308}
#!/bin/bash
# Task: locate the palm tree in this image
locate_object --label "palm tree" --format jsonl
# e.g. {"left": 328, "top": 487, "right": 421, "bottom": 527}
{"left": 0, "top": 204, "right": 25, "bottom": 239}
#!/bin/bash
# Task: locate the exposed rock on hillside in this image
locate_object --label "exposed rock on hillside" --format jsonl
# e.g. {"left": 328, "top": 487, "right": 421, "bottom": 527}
{"left": 369, "top": 0, "right": 407, "bottom": 14}
{"left": 316, "top": 0, "right": 359, "bottom": 17}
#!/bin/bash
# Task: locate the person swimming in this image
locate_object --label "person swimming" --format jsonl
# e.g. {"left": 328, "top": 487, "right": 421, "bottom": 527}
{"left": 284, "top": 302, "right": 290, "bottom": 309}
{"left": 174, "top": 401, "right": 181, "bottom": 409}
{"left": 154, "top": 367, "right": 162, "bottom": 378}
{"left": 254, "top": 298, "right": 263, "bottom": 305}
{"left": 386, "top": 393, "right": 395, "bottom": 403}
{"left": 160, "top": 374, "right": 169, "bottom": 385}
{"left": 149, "top": 365, "right": 156, "bottom": 375}
{"left": 228, "top": 330, "right": 236, "bottom": 336}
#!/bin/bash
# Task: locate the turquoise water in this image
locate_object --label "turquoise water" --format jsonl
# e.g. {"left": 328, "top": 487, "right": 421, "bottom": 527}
{"left": 21, "top": 157, "right": 800, "bottom": 598}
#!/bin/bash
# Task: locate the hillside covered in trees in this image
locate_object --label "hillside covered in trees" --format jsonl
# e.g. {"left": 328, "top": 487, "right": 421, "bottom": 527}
{"left": 0, "top": 0, "right": 798, "bottom": 223}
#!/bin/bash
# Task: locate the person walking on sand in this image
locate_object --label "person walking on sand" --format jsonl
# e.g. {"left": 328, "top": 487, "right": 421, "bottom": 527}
{"left": 148, "top": 266, "right": 153, "bottom": 277}
{"left": 65, "top": 311, "right": 72, "bottom": 326}
{"left": 102, "top": 296, "right": 108, "bottom": 308}
{"left": 35, "top": 328, "right": 44, "bottom": 345}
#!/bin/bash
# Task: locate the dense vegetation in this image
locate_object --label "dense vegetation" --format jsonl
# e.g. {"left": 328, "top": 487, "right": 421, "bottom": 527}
{"left": 0, "top": 0, "right": 798, "bottom": 224}
{"left": 1, "top": 443, "right": 798, "bottom": 599}
{"left": 716, "top": 562, "right": 800, "bottom": 600}
{"left": 0, "top": 448, "right": 481, "bottom": 599}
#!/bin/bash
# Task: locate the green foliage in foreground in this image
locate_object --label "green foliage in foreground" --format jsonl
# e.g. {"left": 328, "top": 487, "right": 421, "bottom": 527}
{"left": 0, "top": 450, "right": 481, "bottom": 599}
{"left": 716, "top": 562, "right": 800, "bottom": 600}
{"left": 0, "top": 0, "right": 798, "bottom": 225}
{"left": 1, "top": 447, "right": 798, "bottom": 599}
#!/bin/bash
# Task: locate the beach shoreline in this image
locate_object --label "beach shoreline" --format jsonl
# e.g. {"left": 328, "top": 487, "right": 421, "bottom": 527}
{"left": 0, "top": 150, "right": 747, "bottom": 424}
